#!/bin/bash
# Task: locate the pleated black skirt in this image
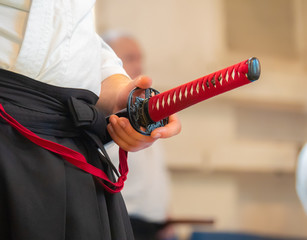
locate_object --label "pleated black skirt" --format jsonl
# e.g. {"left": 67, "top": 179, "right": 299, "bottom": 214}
{"left": 0, "top": 69, "right": 134, "bottom": 240}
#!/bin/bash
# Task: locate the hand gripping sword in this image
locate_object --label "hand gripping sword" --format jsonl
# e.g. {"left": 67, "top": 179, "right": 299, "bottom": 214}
{"left": 106, "top": 57, "right": 260, "bottom": 138}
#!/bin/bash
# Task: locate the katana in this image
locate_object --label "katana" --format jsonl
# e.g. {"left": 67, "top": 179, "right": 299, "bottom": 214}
{"left": 107, "top": 57, "right": 260, "bottom": 137}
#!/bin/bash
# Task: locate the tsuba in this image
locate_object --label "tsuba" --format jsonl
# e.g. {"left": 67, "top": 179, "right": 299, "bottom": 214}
{"left": 127, "top": 87, "right": 169, "bottom": 136}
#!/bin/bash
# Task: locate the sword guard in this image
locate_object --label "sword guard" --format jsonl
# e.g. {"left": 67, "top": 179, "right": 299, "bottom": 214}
{"left": 127, "top": 87, "right": 169, "bottom": 136}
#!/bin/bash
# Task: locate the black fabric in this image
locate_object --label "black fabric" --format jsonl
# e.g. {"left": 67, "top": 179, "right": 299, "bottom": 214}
{"left": 0, "top": 69, "right": 134, "bottom": 240}
{"left": 130, "top": 217, "right": 166, "bottom": 240}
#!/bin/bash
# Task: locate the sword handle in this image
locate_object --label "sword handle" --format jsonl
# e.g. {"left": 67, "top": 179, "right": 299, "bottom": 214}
{"left": 147, "top": 57, "right": 260, "bottom": 123}
{"left": 106, "top": 57, "right": 260, "bottom": 138}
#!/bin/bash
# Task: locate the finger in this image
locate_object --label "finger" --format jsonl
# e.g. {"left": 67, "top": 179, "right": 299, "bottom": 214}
{"left": 126, "top": 75, "right": 152, "bottom": 91}
{"left": 108, "top": 123, "right": 153, "bottom": 152}
{"left": 108, "top": 116, "right": 138, "bottom": 146}
{"left": 108, "top": 115, "right": 154, "bottom": 151}
{"left": 115, "top": 75, "right": 152, "bottom": 113}
{"left": 151, "top": 114, "right": 181, "bottom": 139}
{"left": 107, "top": 124, "right": 134, "bottom": 151}
{"left": 110, "top": 115, "right": 154, "bottom": 143}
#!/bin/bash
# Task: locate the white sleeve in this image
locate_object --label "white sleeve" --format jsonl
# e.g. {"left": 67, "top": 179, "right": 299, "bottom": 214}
{"left": 98, "top": 35, "right": 130, "bottom": 81}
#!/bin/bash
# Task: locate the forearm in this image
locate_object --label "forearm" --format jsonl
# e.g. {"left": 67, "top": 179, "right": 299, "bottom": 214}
{"left": 96, "top": 74, "right": 132, "bottom": 116}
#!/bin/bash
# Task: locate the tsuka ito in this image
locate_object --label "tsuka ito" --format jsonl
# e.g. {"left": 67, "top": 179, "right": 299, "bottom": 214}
{"left": 144, "top": 57, "right": 260, "bottom": 122}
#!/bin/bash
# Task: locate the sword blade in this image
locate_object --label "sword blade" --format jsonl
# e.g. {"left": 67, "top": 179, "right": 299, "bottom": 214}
{"left": 146, "top": 57, "right": 260, "bottom": 122}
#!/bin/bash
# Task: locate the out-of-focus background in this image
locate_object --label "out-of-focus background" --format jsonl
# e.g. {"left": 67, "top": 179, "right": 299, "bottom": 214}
{"left": 95, "top": 0, "right": 307, "bottom": 239}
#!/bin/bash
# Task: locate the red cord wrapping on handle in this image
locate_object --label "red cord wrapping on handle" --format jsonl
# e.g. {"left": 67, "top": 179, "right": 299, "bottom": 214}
{"left": 0, "top": 104, "right": 128, "bottom": 194}
{"left": 148, "top": 59, "right": 251, "bottom": 122}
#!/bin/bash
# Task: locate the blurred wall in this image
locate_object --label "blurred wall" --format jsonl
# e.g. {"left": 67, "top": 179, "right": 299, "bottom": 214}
{"left": 95, "top": 0, "right": 307, "bottom": 238}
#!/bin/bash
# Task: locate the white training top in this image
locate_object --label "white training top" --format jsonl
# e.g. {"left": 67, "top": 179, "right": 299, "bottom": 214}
{"left": 0, "top": 0, "right": 127, "bottom": 96}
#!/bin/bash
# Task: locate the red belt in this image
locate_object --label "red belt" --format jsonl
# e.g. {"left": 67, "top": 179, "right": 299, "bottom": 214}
{"left": 0, "top": 103, "right": 128, "bottom": 194}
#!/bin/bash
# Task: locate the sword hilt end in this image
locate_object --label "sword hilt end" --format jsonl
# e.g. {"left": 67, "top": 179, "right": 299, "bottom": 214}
{"left": 247, "top": 57, "right": 261, "bottom": 81}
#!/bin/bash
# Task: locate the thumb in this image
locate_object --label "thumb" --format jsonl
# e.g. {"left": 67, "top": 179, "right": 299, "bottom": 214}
{"left": 115, "top": 75, "right": 153, "bottom": 112}
{"left": 130, "top": 75, "right": 152, "bottom": 90}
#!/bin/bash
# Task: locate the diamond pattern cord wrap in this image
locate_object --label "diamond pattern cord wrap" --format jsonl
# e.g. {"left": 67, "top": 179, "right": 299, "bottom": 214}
{"left": 147, "top": 58, "right": 255, "bottom": 122}
{"left": 0, "top": 104, "right": 128, "bottom": 194}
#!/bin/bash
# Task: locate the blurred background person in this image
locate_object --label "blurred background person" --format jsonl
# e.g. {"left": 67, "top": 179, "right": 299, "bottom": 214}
{"left": 96, "top": 1, "right": 307, "bottom": 239}
{"left": 102, "top": 31, "right": 176, "bottom": 240}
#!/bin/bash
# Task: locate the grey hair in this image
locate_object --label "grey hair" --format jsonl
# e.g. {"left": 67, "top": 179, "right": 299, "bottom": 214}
{"left": 101, "top": 30, "right": 134, "bottom": 45}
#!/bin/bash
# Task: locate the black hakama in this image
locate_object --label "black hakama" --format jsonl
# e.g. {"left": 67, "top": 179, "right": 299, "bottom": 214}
{"left": 0, "top": 69, "right": 134, "bottom": 240}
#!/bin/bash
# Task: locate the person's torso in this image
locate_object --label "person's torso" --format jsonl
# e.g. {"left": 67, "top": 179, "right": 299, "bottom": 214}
{"left": 0, "top": 0, "right": 103, "bottom": 95}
